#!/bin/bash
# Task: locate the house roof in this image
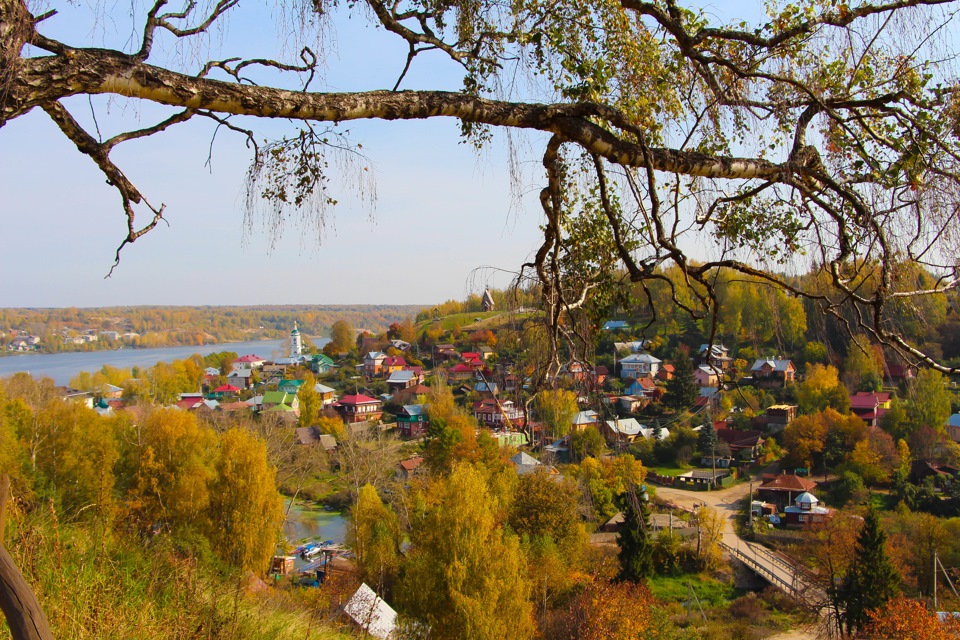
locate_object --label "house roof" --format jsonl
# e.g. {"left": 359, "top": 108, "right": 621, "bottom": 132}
{"left": 338, "top": 393, "right": 380, "bottom": 406}
{"left": 759, "top": 474, "right": 818, "bottom": 492}
{"left": 661, "top": 364, "right": 675, "bottom": 372}
{"left": 383, "top": 356, "right": 407, "bottom": 367}
{"left": 296, "top": 426, "right": 322, "bottom": 445}
{"left": 262, "top": 391, "right": 290, "bottom": 404}
{"left": 227, "top": 369, "right": 252, "bottom": 378}
{"left": 602, "top": 320, "right": 630, "bottom": 330}
{"left": 399, "top": 457, "right": 424, "bottom": 472}
{"left": 475, "top": 381, "right": 498, "bottom": 393}
{"left": 315, "top": 383, "right": 336, "bottom": 394}
{"left": 213, "top": 384, "right": 241, "bottom": 392}
{"left": 698, "top": 344, "right": 729, "bottom": 355}
{"left": 511, "top": 452, "right": 540, "bottom": 467}
{"left": 794, "top": 492, "right": 819, "bottom": 505}
{"left": 572, "top": 410, "right": 599, "bottom": 424}
{"left": 716, "top": 428, "right": 763, "bottom": 448}
{"left": 279, "top": 379, "right": 304, "bottom": 388}
{"left": 234, "top": 354, "right": 265, "bottom": 363}
{"left": 449, "top": 363, "right": 475, "bottom": 373}
{"left": 850, "top": 394, "right": 880, "bottom": 410}
{"left": 620, "top": 353, "right": 662, "bottom": 364}
{"left": 343, "top": 583, "right": 397, "bottom": 640}
{"left": 388, "top": 370, "right": 415, "bottom": 383}
{"left": 605, "top": 418, "right": 644, "bottom": 436}
{"left": 750, "top": 358, "right": 794, "bottom": 372}
{"left": 949, "top": 414, "right": 960, "bottom": 428}
{"left": 402, "top": 404, "right": 426, "bottom": 417}
{"left": 365, "top": 351, "right": 387, "bottom": 360}
{"left": 218, "top": 401, "right": 249, "bottom": 412}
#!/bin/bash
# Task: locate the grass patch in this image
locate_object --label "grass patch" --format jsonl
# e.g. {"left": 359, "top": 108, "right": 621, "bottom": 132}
{"left": 651, "top": 465, "right": 693, "bottom": 477}
{"left": 648, "top": 574, "right": 739, "bottom": 608}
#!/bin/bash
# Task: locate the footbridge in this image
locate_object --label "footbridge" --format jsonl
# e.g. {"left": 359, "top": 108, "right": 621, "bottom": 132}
{"left": 721, "top": 539, "right": 825, "bottom": 606}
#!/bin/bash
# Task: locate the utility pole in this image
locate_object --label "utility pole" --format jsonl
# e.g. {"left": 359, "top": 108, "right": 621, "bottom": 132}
{"left": 748, "top": 479, "right": 754, "bottom": 528}
{"left": 935, "top": 549, "right": 938, "bottom": 611}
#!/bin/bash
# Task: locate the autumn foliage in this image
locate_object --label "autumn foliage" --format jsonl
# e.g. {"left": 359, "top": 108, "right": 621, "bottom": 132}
{"left": 863, "top": 597, "right": 960, "bottom": 639}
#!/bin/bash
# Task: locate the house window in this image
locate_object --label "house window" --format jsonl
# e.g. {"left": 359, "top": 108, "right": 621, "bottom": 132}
{"left": 798, "top": 515, "right": 807, "bottom": 522}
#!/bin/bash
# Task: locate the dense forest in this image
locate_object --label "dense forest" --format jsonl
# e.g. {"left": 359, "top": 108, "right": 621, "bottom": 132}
{"left": 0, "top": 305, "right": 425, "bottom": 353}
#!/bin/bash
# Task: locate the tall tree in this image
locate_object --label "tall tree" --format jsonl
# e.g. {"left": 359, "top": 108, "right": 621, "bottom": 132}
{"left": 297, "top": 372, "right": 321, "bottom": 430}
{"left": 905, "top": 369, "right": 953, "bottom": 435}
{"left": 397, "top": 463, "right": 535, "bottom": 639}
{"left": 348, "top": 484, "right": 402, "bottom": 594}
{"left": 838, "top": 506, "right": 901, "bottom": 636}
{"left": 665, "top": 354, "right": 698, "bottom": 411}
{"left": 5, "top": 0, "right": 960, "bottom": 377}
{"left": 616, "top": 484, "right": 653, "bottom": 583}
{"left": 533, "top": 389, "right": 579, "bottom": 439}
{"left": 697, "top": 421, "right": 718, "bottom": 458}
{"left": 206, "top": 428, "right": 284, "bottom": 574}
{"left": 325, "top": 320, "right": 356, "bottom": 356}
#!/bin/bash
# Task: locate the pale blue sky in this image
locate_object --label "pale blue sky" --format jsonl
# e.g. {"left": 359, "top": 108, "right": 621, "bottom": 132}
{"left": 0, "top": 0, "right": 764, "bottom": 307}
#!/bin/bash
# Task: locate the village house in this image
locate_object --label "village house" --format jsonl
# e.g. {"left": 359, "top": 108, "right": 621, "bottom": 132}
{"left": 313, "top": 383, "right": 337, "bottom": 406}
{"left": 716, "top": 428, "right": 765, "bottom": 461}
{"left": 656, "top": 363, "right": 675, "bottom": 381}
{"left": 849, "top": 391, "right": 891, "bottom": 427}
{"left": 473, "top": 398, "right": 525, "bottom": 428}
{"left": 334, "top": 394, "right": 383, "bottom": 423}
{"left": 624, "top": 376, "right": 659, "bottom": 398}
{"left": 433, "top": 344, "right": 459, "bottom": 362}
{"left": 363, "top": 351, "right": 387, "bottom": 377}
{"left": 783, "top": 492, "right": 832, "bottom": 526}
{"left": 397, "top": 404, "right": 428, "bottom": 438}
{"left": 948, "top": 414, "right": 960, "bottom": 444}
{"left": 750, "top": 357, "right": 796, "bottom": 387}
{"left": 311, "top": 353, "right": 335, "bottom": 374}
{"left": 618, "top": 395, "right": 648, "bottom": 413}
{"left": 474, "top": 381, "right": 498, "bottom": 399}
{"left": 618, "top": 352, "right": 661, "bottom": 379}
{"left": 397, "top": 456, "right": 425, "bottom": 481}
{"left": 387, "top": 370, "right": 417, "bottom": 393}
{"left": 694, "top": 365, "right": 720, "bottom": 387}
{"left": 698, "top": 344, "right": 732, "bottom": 370}
{"left": 278, "top": 379, "right": 305, "bottom": 395}
{"left": 233, "top": 354, "right": 266, "bottom": 369}
{"left": 227, "top": 368, "right": 252, "bottom": 389}
{"left": 570, "top": 410, "right": 600, "bottom": 432}
{"left": 295, "top": 427, "right": 338, "bottom": 452}
{"left": 382, "top": 356, "right": 407, "bottom": 374}
{"left": 447, "top": 363, "right": 477, "bottom": 382}
{"left": 601, "top": 417, "right": 644, "bottom": 445}
{"left": 756, "top": 473, "right": 818, "bottom": 510}
{"left": 764, "top": 404, "right": 797, "bottom": 431}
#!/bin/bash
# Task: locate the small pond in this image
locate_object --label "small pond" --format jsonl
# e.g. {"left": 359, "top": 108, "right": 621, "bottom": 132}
{"left": 283, "top": 499, "right": 347, "bottom": 546}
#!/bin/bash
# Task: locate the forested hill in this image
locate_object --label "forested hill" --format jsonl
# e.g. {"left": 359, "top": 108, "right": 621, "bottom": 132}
{"left": 0, "top": 305, "right": 426, "bottom": 352}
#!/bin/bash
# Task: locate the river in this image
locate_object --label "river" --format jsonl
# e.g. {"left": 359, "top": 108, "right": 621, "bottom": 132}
{"left": 0, "top": 337, "right": 329, "bottom": 385}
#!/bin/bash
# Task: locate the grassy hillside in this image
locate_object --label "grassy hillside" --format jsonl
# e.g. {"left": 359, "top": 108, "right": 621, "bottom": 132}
{"left": 2, "top": 509, "right": 350, "bottom": 640}
{"left": 417, "top": 310, "right": 539, "bottom": 336}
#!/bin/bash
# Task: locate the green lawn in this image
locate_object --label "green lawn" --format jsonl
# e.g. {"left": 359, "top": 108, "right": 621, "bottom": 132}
{"left": 648, "top": 574, "right": 740, "bottom": 607}
{"left": 650, "top": 465, "right": 693, "bottom": 477}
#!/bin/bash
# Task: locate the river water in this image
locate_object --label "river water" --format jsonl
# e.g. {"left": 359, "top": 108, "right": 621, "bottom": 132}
{"left": 0, "top": 337, "right": 331, "bottom": 385}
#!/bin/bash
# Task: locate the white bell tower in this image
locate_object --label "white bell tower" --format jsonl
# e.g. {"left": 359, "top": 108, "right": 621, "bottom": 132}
{"left": 290, "top": 321, "right": 302, "bottom": 357}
